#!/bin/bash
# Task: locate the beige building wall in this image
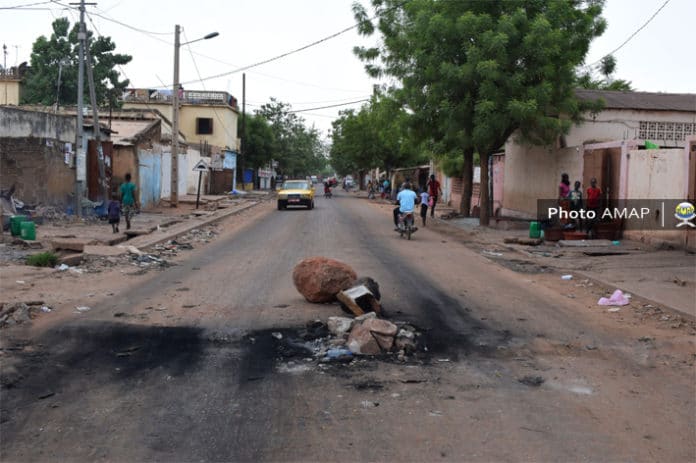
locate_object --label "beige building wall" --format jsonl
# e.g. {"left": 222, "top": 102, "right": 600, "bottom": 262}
{"left": 623, "top": 148, "right": 689, "bottom": 247}
{"left": 122, "top": 101, "right": 238, "bottom": 152}
{"left": 501, "top": 142, "right": 580, "bottom": 219}
{"left": 0, "top": 80, "right": 21, "bottom": 105}
{"left": 566, "top": 109, "right": 696, "bottom": 148}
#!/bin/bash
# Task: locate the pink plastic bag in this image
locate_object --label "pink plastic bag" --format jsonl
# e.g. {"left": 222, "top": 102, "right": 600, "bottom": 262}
{"left": 597, "top": 289, "right": 630, "bottom": 306}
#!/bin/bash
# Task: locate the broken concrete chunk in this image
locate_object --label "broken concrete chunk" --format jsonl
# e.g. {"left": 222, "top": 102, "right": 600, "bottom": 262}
{"left": 347, "top": 323, "right": 381, "bottom": 355}
{"left": 51, "top": 239, "right": 88, "bottom": 252}
{"left": 372, "top": 332, "right": 394, "bottom": 351}
{"left": 362, "top": 318, "right": 398, "bottom": 337}
{"left": 355, "top": 312, "right": 377, "bottom": 323}
{"left": 327, "top": 316, "right": 353, "bottom": 337}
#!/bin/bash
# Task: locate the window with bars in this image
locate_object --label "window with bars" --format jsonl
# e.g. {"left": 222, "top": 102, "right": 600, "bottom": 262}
{"left": 638, "top": 121, "right": 696, "bottom": 141}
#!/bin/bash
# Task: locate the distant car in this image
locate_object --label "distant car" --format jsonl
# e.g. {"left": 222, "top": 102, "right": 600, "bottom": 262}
{"left": 310, "top": 175, "right": 319, "bottom": 184}
{"left": 277, "top": 179, "right": 315, "bottom": 210}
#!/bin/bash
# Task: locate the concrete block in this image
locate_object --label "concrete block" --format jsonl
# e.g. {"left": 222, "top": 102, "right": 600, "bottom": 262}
{"left": 58, "top": 253, "right": 84, "bottom": 266}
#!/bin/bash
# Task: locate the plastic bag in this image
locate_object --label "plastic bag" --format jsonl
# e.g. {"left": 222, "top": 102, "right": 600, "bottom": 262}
{"left": 597, "top": 289, "right": 630, "bottom": 306}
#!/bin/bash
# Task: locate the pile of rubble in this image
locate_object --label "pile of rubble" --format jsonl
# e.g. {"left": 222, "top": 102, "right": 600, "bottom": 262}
{"left": 273, "top": 256, "right": 424, "bottom": 365}
{"left": 180, "top": 226, "right": 219, "bottom": 244}
{"left": 0, "top": 302, "right": 51, "bottom": 328}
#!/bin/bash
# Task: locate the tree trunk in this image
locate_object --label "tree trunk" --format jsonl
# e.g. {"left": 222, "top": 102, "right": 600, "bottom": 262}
{"left": 479, "top": 151, "right": 490, "bottom": 226}
{"left": 458, "top": 148, "right": 474, "bottom": 217}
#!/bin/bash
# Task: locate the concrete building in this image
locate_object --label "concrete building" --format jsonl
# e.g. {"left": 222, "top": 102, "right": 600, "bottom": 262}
{"left": 122, "top": 88, "right": 240, "bottom": 155}
{"left": 0, "top": 67, "right": 24, "bottom": 105}
{"left": 0, "top": 106, "right": 111, "bottom": 208}
{"left": 498, "top": 89, "right": 696, "bottom": 249}
{"left": 501, "top": 89, "right": 696, "bottom": 219}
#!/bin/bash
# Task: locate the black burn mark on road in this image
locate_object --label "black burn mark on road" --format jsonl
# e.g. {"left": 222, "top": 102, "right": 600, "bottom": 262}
{"left": 1, "top": 323, "right": 206, "bottom": 422}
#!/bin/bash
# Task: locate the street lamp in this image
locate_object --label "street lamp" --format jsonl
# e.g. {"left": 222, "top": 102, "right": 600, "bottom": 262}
{"left": 171, "top": 26, "right": 219, "bottom": 207}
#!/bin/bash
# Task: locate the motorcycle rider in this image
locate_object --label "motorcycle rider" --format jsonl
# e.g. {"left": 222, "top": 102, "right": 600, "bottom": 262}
{"left": 393, "top": 182, "right": 418, "bottom": 231}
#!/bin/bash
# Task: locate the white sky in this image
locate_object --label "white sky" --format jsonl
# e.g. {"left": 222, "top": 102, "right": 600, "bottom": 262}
{"left": 1, "top": 0, "right": 693, "bottom": 138}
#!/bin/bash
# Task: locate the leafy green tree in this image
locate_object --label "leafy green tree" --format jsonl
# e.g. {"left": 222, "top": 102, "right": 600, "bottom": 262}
{"left": 22, "top": 18, "right": 131, "bottom": 107}
{"left": 239, "top": 113, "right": 276, "bottom": 179}
{"left": 255, "top": 98, "right": 326, "bottom": 178}
{"left": 577, "top": 55, "right": 633, "bottom": 91}
{"left": 354, "top": 0, "right": 607, "bottom": 224}
{"left": 330, "top": 95, "right": 423, "bottom": 179}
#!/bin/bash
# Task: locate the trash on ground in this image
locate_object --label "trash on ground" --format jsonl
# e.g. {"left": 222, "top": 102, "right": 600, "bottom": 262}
{"left": 56, "top": 263, "right": 70, "bottom": 271}
{"left": 598, "top": 289, "right": 630, "bottom": 306}
{"left": 337, "top": 283, "right": 381, "bottom": 316}
{"left": 271, "top": 332, "right": 283, "bottom": 340}
{"left": 482, "top": 250, "right": 503, "bottom": 257}
{"left": 607, "top": 307, "right": 621, "bottom": 312}
{"left": 518, "top": 375, "right": 545, "bottom": 387}
{"left": 75, "top": 306, "right": 92, "bottom": 312}
{"left": 561, "top": 274, "right": 573, "bottom": 280}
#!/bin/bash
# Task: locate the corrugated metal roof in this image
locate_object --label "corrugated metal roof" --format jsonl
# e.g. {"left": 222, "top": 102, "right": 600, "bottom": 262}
{"left": 575, "top": 89, "right": 696, "bottom": 112}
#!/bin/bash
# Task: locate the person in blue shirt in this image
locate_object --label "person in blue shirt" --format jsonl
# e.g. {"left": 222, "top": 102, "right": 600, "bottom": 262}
{"left": 393, "top": 182, "right": 418, "bottom": 231}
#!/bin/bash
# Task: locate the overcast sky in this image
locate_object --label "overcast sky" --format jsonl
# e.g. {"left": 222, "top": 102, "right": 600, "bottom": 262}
{"left": 1, "top": 0, "right": 693, "bottom": 137}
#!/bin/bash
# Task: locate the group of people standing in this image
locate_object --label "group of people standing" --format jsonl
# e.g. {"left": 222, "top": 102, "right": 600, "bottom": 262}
{"left": 558, "top": 173, "right": 602, "bottom": 232}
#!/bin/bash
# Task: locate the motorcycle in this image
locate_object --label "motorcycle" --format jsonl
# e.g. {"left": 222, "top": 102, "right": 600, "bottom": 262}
{"left": 324, "top": 185, "right": 332, "bottom": 198}
{"left": 397, "top": 211, "right": 416, "bottom": 240}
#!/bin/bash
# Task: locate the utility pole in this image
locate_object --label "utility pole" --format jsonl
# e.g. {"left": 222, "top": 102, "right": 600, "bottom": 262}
{"left": 241, "top": 72, "right": 246, "bottom": 189}
{"left": 171, "top": 24, "right": 181, "bottom": 207}
{"left": 85, "top": 42, "right": 108, "bottom": 202}
{"left": 74, "top": 0, "right": 87, "bottom": 217}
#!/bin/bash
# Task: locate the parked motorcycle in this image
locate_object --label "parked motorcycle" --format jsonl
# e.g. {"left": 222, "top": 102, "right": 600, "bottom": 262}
{"left": 397, "top": 211, "right": 416, "bottom": 240}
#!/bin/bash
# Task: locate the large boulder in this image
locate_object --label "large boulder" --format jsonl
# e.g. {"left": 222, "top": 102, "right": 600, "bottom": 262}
{"left": 292, "top": 257, "right": 357, "bottom": 303}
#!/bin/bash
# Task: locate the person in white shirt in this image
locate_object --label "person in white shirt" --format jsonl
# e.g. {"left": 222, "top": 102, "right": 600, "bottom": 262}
{"left": 419, "top": 188, "right": 429, "bottom": 226}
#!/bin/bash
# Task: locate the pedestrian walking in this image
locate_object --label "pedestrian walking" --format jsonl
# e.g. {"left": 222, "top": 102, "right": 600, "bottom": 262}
{"left": 107, "top": 195, "right": 121, "bottom": 233}
{"left": 426, "top": 174, "right": 442, "bottom": 218}
{"left": 119, "top": 173, "right": 138, "bottom": 230}
{"left": 419, "top": 188, "right": 429, "bottom": 226}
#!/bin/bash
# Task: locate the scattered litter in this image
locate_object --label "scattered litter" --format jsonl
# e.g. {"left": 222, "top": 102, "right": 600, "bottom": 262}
{"left": 361, "top": 400, "right": 379, "bottom": 408}
{"left": 598, "top": 289, "right": 630, "bottom": 306}
{"left": 561, "top": 275, "right": 573, "bottom": 280}
{"left": 37, "top": 392, "right": 55, "bottom": 400}
{"left": 638, "top": 337, "right": 654, "bottom": 342}
{"left": 607, "top": 307, "right": 621, "bottom": 313}
{"left": 437, "top": 358, "right": 450, "bottom": 362}
{"left": 585, "top": 345, "right": 598, "bottom": 350}
{"left": 16, "top": 280, "right": 25, "bottom": 284}
{"left": 56, "top": 264, "right": 70, "bottom": 271}
{"left": 40, "top": 306, "right": 51, "bottom": 313}
{"left": 482, "top": 250, "right": 503, "bottom": 257}
{"left": 271, "top": 332, "right": 283, "bottom": 340}
{"left": 429, "top": 410, "right": 444, "bottom": 417}
{"left": 518, "top": 375, "right": 545, "bottom": 387}
{"left": 75, "top": 306, "right": 92, "bottom": 312}
{"left": 323, "top": 348, "right": 353, "bottom": 363}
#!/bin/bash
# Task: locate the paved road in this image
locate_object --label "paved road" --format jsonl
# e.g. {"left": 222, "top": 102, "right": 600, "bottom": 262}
{"left": 2, "top": 190, "right": 694, "bottom": 462}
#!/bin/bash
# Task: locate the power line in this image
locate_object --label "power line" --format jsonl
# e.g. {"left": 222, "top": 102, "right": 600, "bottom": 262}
{"left": 181, "top": 29, "right": 238, "bottom": 146}
{"left": 586, "top": 0, "right": 672, "bottom": 68}
{"left": 179, "top": 23, "right": 360, "bottom": 86}
{"left": 0, "top": 0, "right": 53, "bottom": 9}
{"left": 50, "top": 0, "right": 172, "bottom": 36}
{"left": 289, "top": 99, "right": 370, "bottom": 113}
